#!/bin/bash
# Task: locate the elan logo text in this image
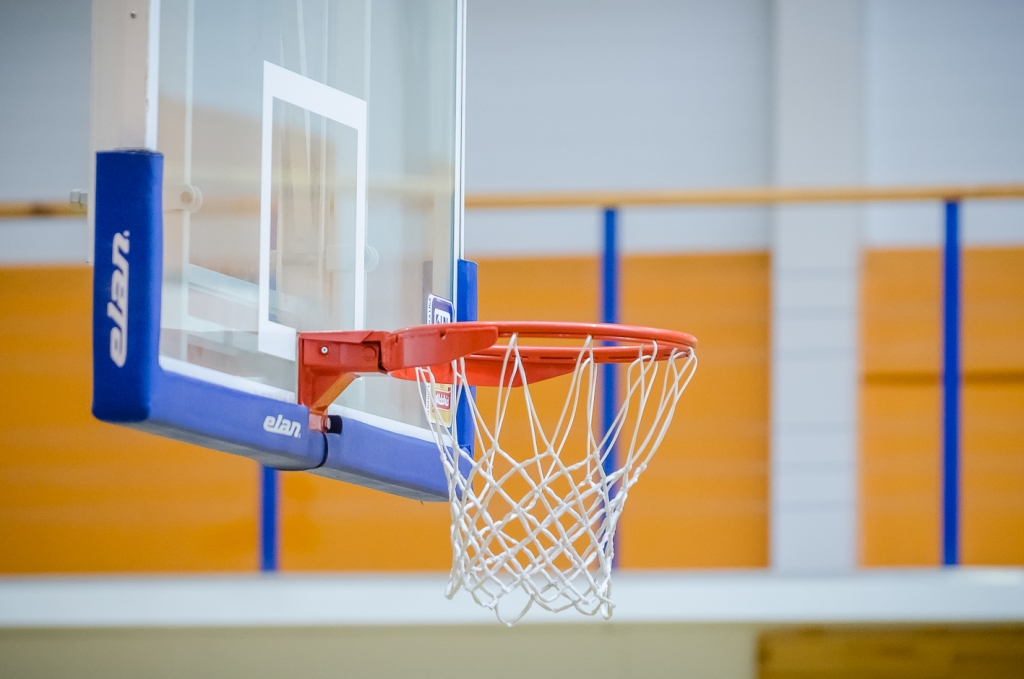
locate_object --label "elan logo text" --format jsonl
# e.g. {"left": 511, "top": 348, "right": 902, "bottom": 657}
{"left": 263, "top": 414, "right": 301, "bottom": 438}
{"left": 107, "top": 231, "right": 130, "bottom": 367}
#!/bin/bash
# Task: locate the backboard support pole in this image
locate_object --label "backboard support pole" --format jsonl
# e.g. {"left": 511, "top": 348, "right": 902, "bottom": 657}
{"left": 260, "top": 466, "right": 278, "bottom": 572}
{"left": 942, "top": 200, "right": 961, "bottom": 567}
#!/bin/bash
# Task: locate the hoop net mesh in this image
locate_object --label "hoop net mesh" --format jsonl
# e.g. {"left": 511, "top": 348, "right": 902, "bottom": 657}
{"left": 416, "top": 334, "right": 697, "bottom": 626}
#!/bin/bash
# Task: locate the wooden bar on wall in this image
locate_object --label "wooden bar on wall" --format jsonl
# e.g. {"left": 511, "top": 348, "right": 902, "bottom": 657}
{"left": 5, "top": 183, "right": 1024, "bottom": 220}
{"left": 464, "top": 184, "right": 1024, "bottom": 210}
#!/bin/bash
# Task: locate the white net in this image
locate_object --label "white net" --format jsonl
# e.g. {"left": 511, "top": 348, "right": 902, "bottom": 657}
{"left": 417, "top": 334, "right": 697, "bottom": 626}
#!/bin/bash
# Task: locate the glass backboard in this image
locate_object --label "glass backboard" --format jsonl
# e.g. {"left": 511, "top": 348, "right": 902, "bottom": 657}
{"left": 132, "top": 0, "right": 464, "bottom": 436}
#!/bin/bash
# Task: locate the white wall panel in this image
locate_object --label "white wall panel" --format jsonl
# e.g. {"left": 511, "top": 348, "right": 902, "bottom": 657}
{"left": 770, "top": 0, "right": 863, "bottom": 574}
{"left": 0, "top": 0, "right": 90, "bottom": 203}
{"left": 464, "top": 0, "right": 773, "bottom": 257}
{"left": 864, "top": 0, "right": 1024, "bottom": 248}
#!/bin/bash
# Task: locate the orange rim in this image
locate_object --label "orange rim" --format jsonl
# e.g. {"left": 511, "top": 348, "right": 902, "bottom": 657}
{"left": 391, "top": 321, "right": 696, "bottom": 386}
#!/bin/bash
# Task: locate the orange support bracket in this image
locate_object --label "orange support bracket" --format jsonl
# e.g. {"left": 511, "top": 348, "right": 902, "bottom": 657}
{"left": 297, "top": 324, "right": 499, "bottom": 432}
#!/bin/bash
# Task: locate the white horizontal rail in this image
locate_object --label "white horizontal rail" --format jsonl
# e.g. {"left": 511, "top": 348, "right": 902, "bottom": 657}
{"left": 1, "top": 569, "right": 1022, "bottom": 628}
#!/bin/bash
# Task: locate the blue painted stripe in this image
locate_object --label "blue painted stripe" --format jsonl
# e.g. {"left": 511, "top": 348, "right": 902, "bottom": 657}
{"left": 260, "top": 466, "right": 278, "bottom": 572}
{"left": 942, "top": 200, "right": 961, "bottom": 566}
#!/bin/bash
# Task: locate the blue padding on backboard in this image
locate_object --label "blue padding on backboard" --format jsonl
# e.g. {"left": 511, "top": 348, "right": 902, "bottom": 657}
{"left": 314, "top": 419, "right": 449, "bottom": 501}
{"left": 455, "top": 259, "right": 478, "bottom": 458}
{"left": 92, "top": 150, "right": 162, "bottom": 422}
{"left": 146, "top": 371, "right": 326, "bottom": 470}
{"left": 456, "top": 259, "right": 478, "bottom": 325}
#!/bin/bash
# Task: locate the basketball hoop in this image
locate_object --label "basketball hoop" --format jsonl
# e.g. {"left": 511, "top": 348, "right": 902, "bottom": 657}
{"left": 296, "top": 321, "right": 697, "bottom": 625}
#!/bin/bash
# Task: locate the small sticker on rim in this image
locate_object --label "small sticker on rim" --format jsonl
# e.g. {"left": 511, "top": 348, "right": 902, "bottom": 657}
{"left": 426, "top": 294, "right": 455, "bottom": 427}
{"left": 427, "top": 294, "right": 453, "bottom": 325}
{"left": 431, "top": 383, "right": 453, "bottom": 427}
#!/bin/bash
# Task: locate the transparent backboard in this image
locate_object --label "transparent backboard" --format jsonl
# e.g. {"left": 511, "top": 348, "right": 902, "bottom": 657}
{"left": 150, "top": 0, "right": 464, "bottom": 433}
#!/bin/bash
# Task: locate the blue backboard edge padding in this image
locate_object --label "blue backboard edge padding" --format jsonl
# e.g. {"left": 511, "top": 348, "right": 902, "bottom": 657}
{"left": 314, "top": 419, "right": 449, "bottom": 501}
{"left": 146, "top": 370, "right": 327, "bottom": 470}
{"left": 88, "top": 149, "right": 454, "bottom": 496}
{"left": 455, "top": 259, "right": 477, "bottom": 460}
{"left": 91, "top": 149, "right": 162, "bottom": 422}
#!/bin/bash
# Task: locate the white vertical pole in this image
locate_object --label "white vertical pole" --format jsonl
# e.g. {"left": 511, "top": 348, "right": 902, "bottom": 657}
{"left": 771, "top": 0, "right": 863, "bottom": 574}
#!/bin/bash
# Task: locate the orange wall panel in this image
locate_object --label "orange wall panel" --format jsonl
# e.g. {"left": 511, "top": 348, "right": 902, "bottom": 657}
{"left": 961, "top": 248, "right": 1024, "bottom": 565}
{"left": 2, "top": 253, "right": 773, "bottom": 575}
{"left": 619, "top": 253, "right": 770, "bottom": 569}
{"left": 0, "top": 267, "right": 259, "bottom": 574}
{"left": 860, "top": 249, "right": 943, "bottom": 566}
{"left": 860, "top": 383, "right": 941, "bottom": 566}
{"left": 962, "top": 383, "right": 1024, "bottom": 565}
{"left": 279, "top": 473, "right": 452, "bottom": 571}
{"left": 476, "top": 257, "right": 601, "bottom": 325}
{"left": 9, "top": 244, "right": 1019, "bottom": 576}
{"left": 860, "top": 247, "right": 1024, "bottom": 567}
{"left": 962, "top": 248, "right": 1024, "bottom": 373}
{"left": 452, "top": 254, "right": 769, "bottom": 569}
{"left": 862, "top": 249, "right": 942, "bottom": 375}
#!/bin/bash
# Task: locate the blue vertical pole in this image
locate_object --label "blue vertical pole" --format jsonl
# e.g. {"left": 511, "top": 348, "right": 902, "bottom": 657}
{"left": 601, "top": 208, "right": 620, "bottom": 566}
{"left": 942, "top": 201, "right": 961, "bottom": 566}
{"left": 260, "top": 465, "right": 279, "bottom": 572}
{"left": 601, "top": 208, "right": 619, "bottom": 477}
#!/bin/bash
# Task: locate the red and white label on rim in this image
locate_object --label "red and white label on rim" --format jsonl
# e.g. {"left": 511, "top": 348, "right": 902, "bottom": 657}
{"left": 432, "top": 383, "right": 453, "bottom": 427}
